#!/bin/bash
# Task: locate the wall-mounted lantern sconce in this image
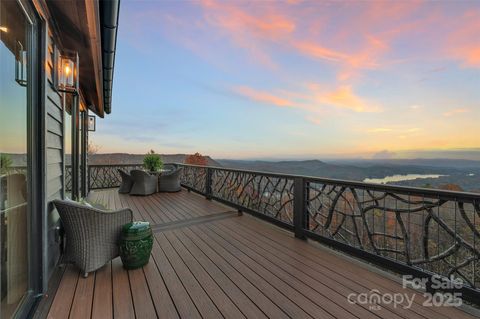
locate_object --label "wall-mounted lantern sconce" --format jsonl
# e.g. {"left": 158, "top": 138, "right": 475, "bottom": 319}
{"left": 54, "top": 47, "right": 79, "bottom": 94}
{"left": 15, "top": 41, "right": 27, "bottom": 87}
{"left": 88, "top": 115, "right": 96, "bottom": 131}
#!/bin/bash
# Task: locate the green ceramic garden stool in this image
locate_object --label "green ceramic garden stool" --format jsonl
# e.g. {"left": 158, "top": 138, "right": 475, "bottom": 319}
{"left": 119, "top": 221, "right": 153, "bottom": 270}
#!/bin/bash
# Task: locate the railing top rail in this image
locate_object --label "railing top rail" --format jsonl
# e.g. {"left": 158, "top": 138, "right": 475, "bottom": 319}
{"left": 176, "top": 163, "right": 480, "bottom": 201}
{"left": 87, "top": 164, "right": 144, "bottom": 168}
{"left": 87, "top": 163, "right": 177, "bottom": 168}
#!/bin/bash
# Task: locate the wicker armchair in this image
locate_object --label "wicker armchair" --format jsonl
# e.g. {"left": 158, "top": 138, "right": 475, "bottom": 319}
{"left": 118, "top": 169, "right": 134, "bottom": 194}
{"left": 53, "top": 199, "right": 133, "bottom": 277}
{"left": 158, "top": 164, "right": 183, "bottom": 192}
{"left": 130, "top": 170, "right": 157, "bottom": 196}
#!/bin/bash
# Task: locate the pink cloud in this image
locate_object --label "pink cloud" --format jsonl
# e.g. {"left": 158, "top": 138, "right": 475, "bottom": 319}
{"left": 315, "top": 85, "right": 381, "bottom": 113}
{"left": 446, "top": 10, "right": 480, "bottom": 68}
{"left": 198, "top": 0, "right": 295, "bottom": 68}
{"left": 443, "top": 108, "right": 469, "bottom": 117}
{"left": 233, "top": 86, "right": 293, "bottom": 107}
{"left": 201, "top": 0, "right": 295, "bottom": 39}
{"left": 292, "top": 42, "right": 346, "bottom": 62}
{"left": 233, "top": 84, "right": 381, "bottom": 116}
{"left": 193, "top": 0, "right": 416, "bottom": 81}
{"left": 305, "top": 116, "right": 323, "bottom": 125}
{"left": 126, "top": 1, "right": 480, "bottom": 72}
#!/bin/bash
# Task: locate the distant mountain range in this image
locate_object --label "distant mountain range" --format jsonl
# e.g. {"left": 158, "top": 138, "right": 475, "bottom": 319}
{"left": 5, "top": 152, "right": 480, "bottom": 192}
{"left": 87, "top": 155, "right": 480, "bottom": 191}
{"left": 328, "top": 158, "right": 480, "bottom": 169}
{"left": 88, "top": 153, "right": 221, "bottom": 166}
{"left": 217, "top": 159, "right": 480, "bottom": 192}
{"left": 4, "top": 153, "right": 221, "bottom": 167}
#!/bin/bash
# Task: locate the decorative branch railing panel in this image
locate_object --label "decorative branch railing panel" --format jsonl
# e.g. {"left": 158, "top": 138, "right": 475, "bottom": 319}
{"left": 180, "top": 165, "right": 207, "bottom": 194}
{"left": 177, "top": 163, "right": 480, "bottom": 299}
{"left": 65, "top": 164, "right": 144, "bottom": 192}
{"left": 210, "top": 168, "right": 295, "bottom": 225}
{"left": 305, "top": 179, "right": 480, "bottom": 289}
{"left": 65, "top": 165, "right": 72, "bottom": 192}
{"left": 88, "top": 164, "right": 144, "bottom": 189}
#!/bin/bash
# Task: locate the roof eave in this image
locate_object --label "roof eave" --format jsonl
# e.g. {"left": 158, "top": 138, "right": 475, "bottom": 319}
{"left": 99, "top": 0, "right": 120, "bottom": 115}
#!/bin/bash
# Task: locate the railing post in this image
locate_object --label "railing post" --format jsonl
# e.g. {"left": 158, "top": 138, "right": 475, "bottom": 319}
{"left": 87, "top": 165, "right": 91, "bottom": 194}
{"left": 205, "top": 167, "right": 212, "bottom": 200}
{"left": 293, "top": 177, "right": 307, "bottom": 239}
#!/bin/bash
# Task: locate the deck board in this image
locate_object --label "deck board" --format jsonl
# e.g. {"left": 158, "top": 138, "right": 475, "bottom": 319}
{"left": 150, "top": 239, "right": 202, "bottom": 318}
{"left": 69, "top": 272, "right": 95, "bottom": 319}
{"left": 111, "top": 258, "right": 135, "bottom": 319}
{"left": 232, "top": 216, "right": 471, "bottom": 319}
{"left": 206, "top": 221, "right": 375, "bottom": 319}
{"left": 179, "top": 226, "right": 289, "bottom": 319}
{"left": 40, "top": 188, "right": 478, "bottom": 319}
{"left": 213, "top": 219, "right": 409, "bottom": 318}
{"left": 91, "top": 263, "right": 113, "bottom": 319}
{"left": 46, "top": 265, "right": 79, "bottom": 319}
{"left": 229, "top": 217, "right": 458, "bottom": 319}
{"left": 156, "top": 233, "right": 224, "bottom": 319}
{"left": 193, "top": 223, "right": 327, "bottom": 318}
{"left": 169, "top": 228, "right": 269, "bottom": 319}
{"left": 128, "top": 268, "right": 157, "bottom": 318}
{"left": 142, "top": 254, "right": 179, "bottom": 319}
{"left": 162, "top": 230, "right": 246, "bottom": 319}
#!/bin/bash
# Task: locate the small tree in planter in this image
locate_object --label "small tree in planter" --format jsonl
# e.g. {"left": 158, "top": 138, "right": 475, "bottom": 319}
{"left": 143, "top": 150, "right": 163, "bottom": 172}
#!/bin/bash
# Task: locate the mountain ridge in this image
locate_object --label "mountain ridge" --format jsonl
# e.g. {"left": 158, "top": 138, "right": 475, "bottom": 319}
{"left": 4, "top": 153, "right": 479, "bottom": 191}
{"left": 217, "top": 159, "right": 480, "bottom": 191}
{"left": 88, "top": 153, "right": 221, "bottom": 166}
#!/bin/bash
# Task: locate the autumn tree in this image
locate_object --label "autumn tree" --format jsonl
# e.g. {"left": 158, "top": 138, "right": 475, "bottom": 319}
{"left": 185, "top": 152, "right": 208, "bottom": 166}
{"left": 438, "top": 184, "right": 463, "bottom": 192}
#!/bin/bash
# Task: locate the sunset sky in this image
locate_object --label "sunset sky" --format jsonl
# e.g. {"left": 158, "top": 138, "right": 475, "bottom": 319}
{"left": 92, "top": 0, "right": 480, "bottom": 159}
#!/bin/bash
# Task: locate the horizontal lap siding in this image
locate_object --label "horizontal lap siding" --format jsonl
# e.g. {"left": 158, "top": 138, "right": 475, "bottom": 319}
{"left": 45, "top": 31, "right": 63, "bottom": 279}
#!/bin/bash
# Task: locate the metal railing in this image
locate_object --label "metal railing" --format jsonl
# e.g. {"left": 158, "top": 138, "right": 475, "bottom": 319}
{"left": 65, "top": 164, "right": 144, "bottom": 192}
{"left": 39, "top": 162, "right": 480, "bottom": 302}
{"left": 66, "top": 165, "right": 72, "bottom": 192}
{"left": 177, "top": 163, "right": 480, "bottom": 303}
{"left": 87, "top": 164, "right": 144, "bottom": 189}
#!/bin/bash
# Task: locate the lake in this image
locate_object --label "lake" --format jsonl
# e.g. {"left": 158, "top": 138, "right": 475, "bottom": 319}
{"left": 363, "top": 174, "right": 446, "bottom": 184}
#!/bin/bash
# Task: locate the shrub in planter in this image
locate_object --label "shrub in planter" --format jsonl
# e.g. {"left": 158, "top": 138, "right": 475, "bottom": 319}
{"left": 143, "top": 151, "right": 163, "bottom": 172}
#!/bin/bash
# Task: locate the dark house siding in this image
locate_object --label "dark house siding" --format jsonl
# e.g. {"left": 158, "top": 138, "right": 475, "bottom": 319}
{"left": 43, "top": 31, "right": 63, "bottom": 281}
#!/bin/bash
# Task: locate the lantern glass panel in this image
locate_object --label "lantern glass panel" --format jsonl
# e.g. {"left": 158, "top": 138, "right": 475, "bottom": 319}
{"left": 15, "top": 40, "right": 27, "bottom": 86}
{"left": 59, "top": 57, "right": 76, "bottom": 90}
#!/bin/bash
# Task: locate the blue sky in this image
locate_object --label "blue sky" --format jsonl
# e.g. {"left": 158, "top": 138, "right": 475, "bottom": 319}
{"left": 92, "top": 0, "right": 480, "bottom": 159}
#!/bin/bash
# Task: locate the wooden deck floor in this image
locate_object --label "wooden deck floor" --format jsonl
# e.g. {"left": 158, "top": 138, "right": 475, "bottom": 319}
{"left": 37, "top": 189, "right": 477, "bottom": 319}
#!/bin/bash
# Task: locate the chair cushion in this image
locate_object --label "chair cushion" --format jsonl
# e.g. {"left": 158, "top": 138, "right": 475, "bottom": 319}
{"left": 64, "top": 197, "right": 96, "bottom": 209}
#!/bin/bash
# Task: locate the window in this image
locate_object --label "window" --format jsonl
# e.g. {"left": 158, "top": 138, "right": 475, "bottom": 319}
{"left": 0, "top": 1, "right": 33, "bottom": 317}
